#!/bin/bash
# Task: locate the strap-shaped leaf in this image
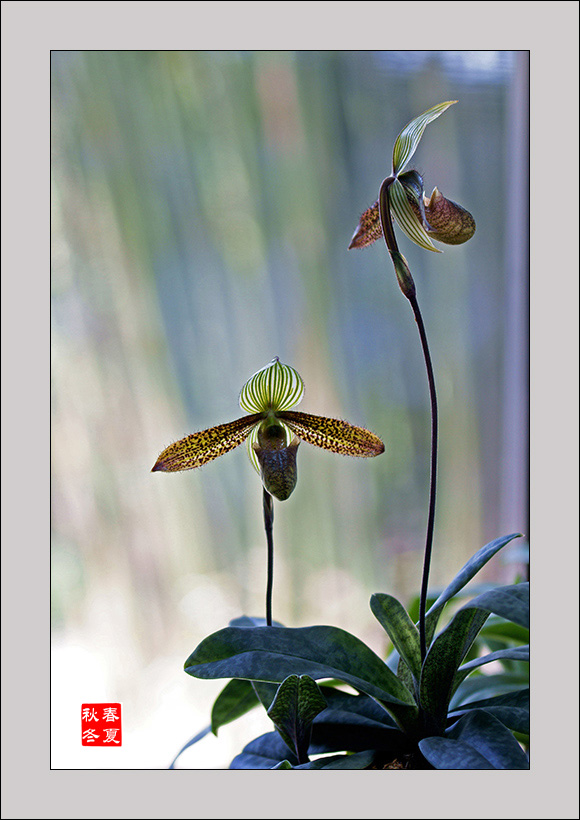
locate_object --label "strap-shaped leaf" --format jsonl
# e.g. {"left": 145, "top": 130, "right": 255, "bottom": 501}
{"left": 459, "top": 583, "right": 529, "bottom": 629}
{"left": 448, "top": 688, "right": 529, "bottom": 735}
{"left": 239, "top": 357, "right": 304, "bottom": 413}
{"left": 151, "top": 412, "right": 264, "bottom": 472}
{"left": 389, "top": 178, "right": 440, "bottom": 253}
{"left": 210, "top": 678, "right": 260, "bottom": 735}
{"left": 420, "top": 607, "right": 490, "bottom": 733}
{"left": 392, "top": 100, "right": 457, "bottom": 175}
{"left": 370, "top": 594, "right": 422, "bottom": 683}
{"left": 452, "top": 644, "right": 529, "bottom": 694}
{"left": 279, "top": 410, "right": 384, "bottom": 457}
{"left": 267, "top": 674, "right": 327, "bottom": 764}
{"left": 168, "top": 725, "right": 212, "bottom": 769}
{"left": 423, "top": 533, "right": 522, "bottom": 647}
{"left": 445, "top": 709, "right": 529, "bottom": 769}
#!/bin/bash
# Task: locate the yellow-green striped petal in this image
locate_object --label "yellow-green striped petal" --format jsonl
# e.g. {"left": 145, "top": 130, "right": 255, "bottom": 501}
{"left": 239, "top": 357, "right": 305, "bottom": 414}
{"left": 390, "top": 178, "right": 441, "bottom": 253}
{"left": 151, "top": 413, "right": 264, "bottom": 472}
{"left": 279, "top": 410, "right": 385, "bottom": 458}
{"left": 392, "top": 101, "right": 457, "bottom": 176}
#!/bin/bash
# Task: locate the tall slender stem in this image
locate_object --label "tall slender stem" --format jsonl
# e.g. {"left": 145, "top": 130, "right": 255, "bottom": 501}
{"left": 378, "top": 177, "right": 438, "bottom": 663}
{"left": 408, "top": 295, "right": 438, "bottom": 663}
{"left": 263, "top": 488, "right": 275, "bottom": 626}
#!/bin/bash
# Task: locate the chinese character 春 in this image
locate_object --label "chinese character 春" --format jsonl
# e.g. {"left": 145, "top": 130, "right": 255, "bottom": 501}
{"left": 102, "top": 707, "right": 119, "bottom": 722}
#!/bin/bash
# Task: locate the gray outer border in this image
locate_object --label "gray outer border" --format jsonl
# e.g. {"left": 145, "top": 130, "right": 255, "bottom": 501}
{"left": 2, "top": 1, "right": 579, "bottom": 818}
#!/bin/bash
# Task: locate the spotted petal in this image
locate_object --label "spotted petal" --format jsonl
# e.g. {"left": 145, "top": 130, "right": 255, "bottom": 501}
{"left": 279, "top": 411, "right": 384, "bottom": 457}
{"left": 239, "top": 357, "right": 305, "bottom": 413}
{"left": 151, "top": 413, "right": 264, "bottom": 472}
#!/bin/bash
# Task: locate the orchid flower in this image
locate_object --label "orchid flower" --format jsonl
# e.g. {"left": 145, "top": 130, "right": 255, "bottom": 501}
{"left": 349, "top": 101, "right": 476, "bottom": 254}
{"left": 152, "top": 357, "right": 384, "bottom": 501}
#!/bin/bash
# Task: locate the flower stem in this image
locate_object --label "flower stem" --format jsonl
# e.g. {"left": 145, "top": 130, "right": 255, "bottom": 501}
{"left": 378, "top": 177, "right": 438, "bottom": 663}
{"left": 263, "top": 488, "right": 275, "bottom": 626}
{"left": 408, "top": 294, "right": 438, "bottom": 663}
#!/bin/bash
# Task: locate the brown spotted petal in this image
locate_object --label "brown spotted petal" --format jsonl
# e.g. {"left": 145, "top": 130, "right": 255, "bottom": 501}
{"left": 417, "top": 187, "right": 476, "bottom": 245}
{"left": 151, "top": 413, "right": 265, "bottom": 472}
{"left": 278, "top": 410, "right": 385, "bottom": 457}
{"left": 348, "top": 201, "right": 381, "bottom": 249}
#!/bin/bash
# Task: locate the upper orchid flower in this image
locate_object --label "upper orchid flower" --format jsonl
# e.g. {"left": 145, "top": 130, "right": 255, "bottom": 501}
{"left": 152, "top": 357, "right": 384, "bottom": 501}
{"left": 349, "top": 101, "right": 476, "bottom": 253}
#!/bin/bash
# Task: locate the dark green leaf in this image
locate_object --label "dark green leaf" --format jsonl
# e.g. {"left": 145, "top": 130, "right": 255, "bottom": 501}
{"left": 210, "top": 679, "right": 259, "bottom": 735}
{"left": 185, "top": 625, "right": 419, "bottom": 732}
{"left": 449, "top": 688, "right": 529, "bottom": 735}
{"left": 478, "top": 616, "right": 529, "bottom": 645}
{"left": 460, "top": 584, "right": 529, "bottom": 629}
{"left": 450, "top": 674, "right": 529, "bottom": 709}
{"left": 453, "top": 645, "right": 529, "bottom": 691}
{"left": 450, "top": 686, "right": 529, "bottom": 714}
{"left": 371, "top": 593, "right": 422, "bottom": 683}
{"left": 420, "top": 608, "right": 489, "bottom": 733}
{"left": 229, "top": 731, "right": 299, "bottom": 769}
{"left": 419, "top": 736, "right": 495, "bottom": 769}
{"left": 271, "top": 759, "right": 293, "bottom": 769}
{"left": 168, "top": 725, "right": 211, "bottom": 769}
{"left": 267, "top": 675, "right": 327, "bottom": 764}
{"left": 424, "top": 533, "right": 522, "bottom": 645}
{"left": 447, "top": 710, "right": 529, "bottom": 769}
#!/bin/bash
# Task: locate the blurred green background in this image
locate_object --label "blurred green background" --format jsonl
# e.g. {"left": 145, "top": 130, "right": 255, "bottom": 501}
{"left": 51, "top": 50, "right": 529, "bottom": 768}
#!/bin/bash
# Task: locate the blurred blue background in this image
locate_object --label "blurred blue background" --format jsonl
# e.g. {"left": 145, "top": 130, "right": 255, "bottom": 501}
{"left": 51, "top": 50, "right": 529, "bottom": 767}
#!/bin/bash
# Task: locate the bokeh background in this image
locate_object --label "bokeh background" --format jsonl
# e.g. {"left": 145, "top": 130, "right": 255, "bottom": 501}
{"left": 51, "top": 50, "right": 529, "bottom": 768}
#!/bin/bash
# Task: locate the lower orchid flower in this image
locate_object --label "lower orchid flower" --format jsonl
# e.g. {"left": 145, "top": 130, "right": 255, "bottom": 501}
{"left": 152, "top": 357, "right": 384, "bottom": 501}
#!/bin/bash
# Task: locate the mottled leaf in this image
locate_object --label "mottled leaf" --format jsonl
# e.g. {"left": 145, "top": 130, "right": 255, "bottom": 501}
{"left": 267, "top": 674, "right": 327, "bottom": 763}
{"left": 370, "top": 593, "right": 422, "bottom": 683}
